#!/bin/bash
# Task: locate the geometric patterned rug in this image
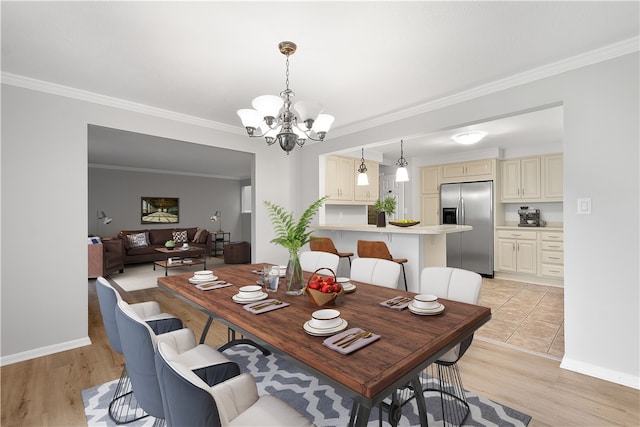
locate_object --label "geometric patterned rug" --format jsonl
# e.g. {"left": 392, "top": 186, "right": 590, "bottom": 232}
{"left": 82, "top": 344, "right": 531, "bottom": 426}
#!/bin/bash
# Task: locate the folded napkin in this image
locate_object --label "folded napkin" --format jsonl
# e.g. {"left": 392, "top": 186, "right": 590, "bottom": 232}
{"left": 323, "top": 328, "right": 381, "bottom": 355}
{"left": 195, "top": 282, "right": 233, "bottom": 291}
{"left": 243, "top": 299, "right": 290, "bottom": 314}
{"left": 379, "top": 296, "right": 412, "bottom": 310}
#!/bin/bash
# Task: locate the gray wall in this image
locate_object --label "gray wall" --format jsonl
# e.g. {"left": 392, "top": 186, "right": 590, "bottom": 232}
{"left": 89, "top": 167, "right": 244, "bottom": 242}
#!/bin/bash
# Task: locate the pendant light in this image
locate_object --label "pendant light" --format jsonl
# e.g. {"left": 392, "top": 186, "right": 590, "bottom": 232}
{"left": 357, "top": 148, "right": 369, "bottom": 186}
{"left": 395, "top": 140, "right": 409, "bottom": 182}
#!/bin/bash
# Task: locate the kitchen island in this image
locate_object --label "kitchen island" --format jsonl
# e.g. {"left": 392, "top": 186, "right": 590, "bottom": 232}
{"left": 309, "top": 224, "right": 471, "bottom": 292}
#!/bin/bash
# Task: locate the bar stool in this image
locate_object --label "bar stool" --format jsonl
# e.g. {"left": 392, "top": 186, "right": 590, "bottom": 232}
{"left": 310, "top": 237, "right": 353, "bottom": 266}
{"left": 357, "top": 240, "right": 408, "bottom": 291}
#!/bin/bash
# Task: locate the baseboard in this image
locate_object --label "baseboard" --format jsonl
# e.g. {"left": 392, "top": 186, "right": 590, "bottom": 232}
{"left": 560, "top": 356, "right": 640, "bottom": 390}
{"left": 0, "top": 337, "right": 92, "bottom": 366}
{"left": 494, "top": 271, "right": 564, "bottom": 287}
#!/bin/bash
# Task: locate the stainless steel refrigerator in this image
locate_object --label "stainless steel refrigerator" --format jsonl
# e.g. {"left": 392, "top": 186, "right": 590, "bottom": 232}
{"left": 440, "top": 180, "right": 494, "bottom": 277}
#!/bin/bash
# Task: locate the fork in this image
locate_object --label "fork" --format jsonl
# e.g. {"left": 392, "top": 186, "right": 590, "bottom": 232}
{"left": 249, "top": 300, "right": 282, "bottom": 310}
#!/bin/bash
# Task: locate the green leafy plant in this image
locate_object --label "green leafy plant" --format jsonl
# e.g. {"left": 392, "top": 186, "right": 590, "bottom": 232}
{"left": 373, "top": 196, "right": 397, "bottom": 216}
{"left": 263, "top": 196, "right": 328, "bottom": 252}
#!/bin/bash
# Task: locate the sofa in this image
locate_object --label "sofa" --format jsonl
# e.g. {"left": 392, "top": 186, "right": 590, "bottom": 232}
{"left": 116, "top": 227, "right": 212, "bottom": 265}
{"left": 88, "top": 238, "right": 125, "bottom": 278}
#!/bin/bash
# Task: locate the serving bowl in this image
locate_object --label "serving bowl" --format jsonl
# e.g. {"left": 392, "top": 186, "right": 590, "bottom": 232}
{"left": 389, "top": 220, "right": 420, "bottom": 227}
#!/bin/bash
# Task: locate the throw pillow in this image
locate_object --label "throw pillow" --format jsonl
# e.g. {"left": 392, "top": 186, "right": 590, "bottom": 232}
{"left": 192, "top": 228, "right": 204, "bottom": 243}
{"left": 197, "top": 229, "right": 210, "bottom": 244}
{"left": 127, "top": 232, "right": 149, "bottom": 248}
{"left": 172, "top": 230, "right": 188, "bottom": 243}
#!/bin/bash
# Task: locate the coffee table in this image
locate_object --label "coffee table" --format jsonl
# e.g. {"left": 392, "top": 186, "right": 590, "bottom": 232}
{"left": 154, "top": 246, "right": 206, "bottom": 276}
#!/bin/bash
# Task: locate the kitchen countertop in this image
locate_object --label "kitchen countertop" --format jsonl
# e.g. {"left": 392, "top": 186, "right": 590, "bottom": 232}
{"left": 496, "top": 225, "right": 564, "bottom": 231}
{"left": 310, "top": 224, "right": 472, "bottom": 234}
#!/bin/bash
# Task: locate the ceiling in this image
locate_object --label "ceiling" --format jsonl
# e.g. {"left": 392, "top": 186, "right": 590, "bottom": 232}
{"left": 2, "top": 2, "right": 638, "bottom": 177}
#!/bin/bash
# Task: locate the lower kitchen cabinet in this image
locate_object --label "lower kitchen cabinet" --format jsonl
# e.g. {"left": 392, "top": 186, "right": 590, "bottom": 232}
{"left": 540, "top": 231, "right": 564, "bottom": 278}
{"left": 497, "top": 230, "right": 537, "bottom": 275}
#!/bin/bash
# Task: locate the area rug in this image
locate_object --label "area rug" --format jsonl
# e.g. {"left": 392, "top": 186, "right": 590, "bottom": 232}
{"left": 106, "top": 256, "right": 226, "bottom": 292}
{"left": 82, "top": 345, "right": 531, "bottom": 426}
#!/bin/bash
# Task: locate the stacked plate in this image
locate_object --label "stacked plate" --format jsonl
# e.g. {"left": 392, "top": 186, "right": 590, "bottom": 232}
{"left": 336, "top": 277, "right": 356, "bottom": 293}
{"left": 188, "top": 270, "right": 218, "bottom": 284}
{"left": 232, "top": 285, "right": 268, "bottom": 304}
{"left": 303, "top": 309, "right": 348, "bottom": 336}
{"left": 408, "top": 301, "right": 445, "bottom": 315}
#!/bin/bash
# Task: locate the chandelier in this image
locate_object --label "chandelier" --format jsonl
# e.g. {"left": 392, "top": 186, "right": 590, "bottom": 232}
{"left": 237, "top": 41, "right": 335, "bottom": 154}
{"left": 395, "top": 140, "right": 409, "bottom": 182}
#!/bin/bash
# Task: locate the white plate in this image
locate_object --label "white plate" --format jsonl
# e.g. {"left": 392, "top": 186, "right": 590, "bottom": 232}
{"left": 303, "top": 319, "right": 348, "bottom": 336}
{"left": 342, "top": 284, "right": 356, "bottom": 293}
{"left": 408, "top": 302, "right": 445, "bottom": 315}
{"left": 189, "top": 276, "right": 218, "bottom": 284}
{"left": 232, "top": 292, "right": 268, "bottom": 304}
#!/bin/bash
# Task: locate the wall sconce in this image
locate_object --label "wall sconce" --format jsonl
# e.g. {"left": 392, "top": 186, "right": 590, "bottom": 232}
{"left": 356, "top": 148, "right": 369, "bottom": 186}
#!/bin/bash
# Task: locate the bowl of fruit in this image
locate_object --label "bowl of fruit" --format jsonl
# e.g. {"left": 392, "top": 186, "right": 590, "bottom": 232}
{"left": 305, "top": 268, "right": 344, "bottom": 306}
{"left": 389, "top": 219, "right": 421, "bottom": 227}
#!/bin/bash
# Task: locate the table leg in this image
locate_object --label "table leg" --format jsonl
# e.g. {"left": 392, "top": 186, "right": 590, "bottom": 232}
{"left": 410, "top": 375, "right": 429, "bottom": 427}
{"left": 199, "top": 316, "right": 214, "bottom": 344}
{"left": 352, "top": 403, "right": 372, "bottom": 427}
{"left": 200, "top": 317, "right": 271, "bottom": 356}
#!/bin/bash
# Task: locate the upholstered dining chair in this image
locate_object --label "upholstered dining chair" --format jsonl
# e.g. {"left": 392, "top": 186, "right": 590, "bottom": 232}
{"left": 357, "top": 240, "right": 408, "bottom": 290}
{"left": 310, "top": 236, "right": 354, "bottom": 266}
{"left": 299, "top": 251, "right": 340, "bottom": 275}
{"left": 95, "top": 277, "right": 183, "bottom": 424}
{"left": 115, "top": 300, "right": 240, "bottom": 426}
{"left": 155, "top": 341, "right": 316, "bottom": 427}
{"left": 418, "top": 267, "right": 482, "bottom": 426}
{"left": 350, "top": 257, "right": 401, "bottom": 289}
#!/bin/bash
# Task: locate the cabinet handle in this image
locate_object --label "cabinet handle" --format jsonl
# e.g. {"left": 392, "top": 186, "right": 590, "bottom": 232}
{"left": 549, "top": 245, "right": 560, "bottom": 248}
{"left": 512, "top": 234, "right": 522, "bottom": 237}
{"left": 549, "top": 269, "right": 561, "bottom": 273}
{"left": 549, "top": 256, "right": 560, "bottom": 260}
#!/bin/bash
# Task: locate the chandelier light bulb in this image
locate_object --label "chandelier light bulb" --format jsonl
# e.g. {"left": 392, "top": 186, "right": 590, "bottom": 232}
{"left": 357, "top": 148, "right": 369, "bottom": 186}
{"left": 395, "top": 140, "right": 410, "bottom": 182}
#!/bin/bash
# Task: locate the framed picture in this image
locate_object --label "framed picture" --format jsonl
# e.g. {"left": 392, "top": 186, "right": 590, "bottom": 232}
{"left": 141, "top": 197, "right": 179, "bottom": 224}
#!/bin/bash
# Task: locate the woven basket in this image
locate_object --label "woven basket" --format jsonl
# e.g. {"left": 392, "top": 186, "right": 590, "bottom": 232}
{"left": 304, "top": 268, "right": 344, "bottom": 306}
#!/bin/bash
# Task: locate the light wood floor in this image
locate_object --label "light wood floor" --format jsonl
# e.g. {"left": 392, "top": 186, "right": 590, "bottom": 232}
{"left": 1, "top": 278, "right": 638, "bottom": 426}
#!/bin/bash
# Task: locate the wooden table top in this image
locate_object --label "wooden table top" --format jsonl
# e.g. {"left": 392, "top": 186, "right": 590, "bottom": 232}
{"left": 157, "top": 263, "right": 491, "bottom": 405}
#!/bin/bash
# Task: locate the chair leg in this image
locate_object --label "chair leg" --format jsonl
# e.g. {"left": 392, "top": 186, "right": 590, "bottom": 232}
{"left": 400, "top": 264, "right": 408, "bottom": 291}
{"left": 108, "top": 366, "right": 149, "bottom": 424}
{"left": 420, "top": 363, "right": 470, "bottom": 427}
{"left": 347, "top": 256, "right": 352, "bottom": 267}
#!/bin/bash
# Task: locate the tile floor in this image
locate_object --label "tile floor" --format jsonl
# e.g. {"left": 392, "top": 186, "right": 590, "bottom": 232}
{"left": 475, "top": 277, "right": 564, "bottom": 359}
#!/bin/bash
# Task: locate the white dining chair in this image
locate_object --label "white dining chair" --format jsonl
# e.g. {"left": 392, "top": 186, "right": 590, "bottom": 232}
{"left": 299, "top": 251, "right": 340, "bottom": 275}
{"left": 419, "top": 266, "right": 482, "bottom": 426}
{"left": 350, "top": 258, "right": 401, "bottom": 288}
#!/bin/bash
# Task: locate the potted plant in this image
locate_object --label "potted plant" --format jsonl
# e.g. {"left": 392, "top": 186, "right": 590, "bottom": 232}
{"left": 264, "top": 196, "right": 328, "bottom": 295}
{"left": 373, "top": 196, "right": 397, "bottom": 227}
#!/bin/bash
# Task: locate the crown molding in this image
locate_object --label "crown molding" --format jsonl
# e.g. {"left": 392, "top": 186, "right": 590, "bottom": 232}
{"left": 330, "top": 36, "right": 640, "bottom": 138}
{"left": 0, "top": 72, "right": 245, "bottom": 135}
{"left": 2, "top": 36, "right": 637, "bottom": 139}
{"left": 88, "top": 163, "right": 248, "bottom": 181}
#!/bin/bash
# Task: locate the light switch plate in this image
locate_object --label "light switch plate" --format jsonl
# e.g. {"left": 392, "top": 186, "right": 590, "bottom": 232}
{"left": 577, "top": 198, "right": 592, "bottom": 215}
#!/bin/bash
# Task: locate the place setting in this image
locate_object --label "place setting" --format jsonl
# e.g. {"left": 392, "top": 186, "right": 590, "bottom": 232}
{"left": 243, "top": 298, "right": 289, "bottom": 314}
{"left": 302, "top": 309, "right": 349, "bottom": 337}
{"left": 379, "top": 295, "right": 413, "bottom": 310}
{"left": 232, "top": 285, "right": 268, "bottom": 304}
{"left": 322, "top": 326, "right": 381, "bottom": 355}
{"left": 188, "top": 270, "right": 234, "bottom": 290}
{"left": 408, "top": 294, "right": 446, "bottom": 316}
{"left": 336, "top": 277, "right": 356, "bottom": 293}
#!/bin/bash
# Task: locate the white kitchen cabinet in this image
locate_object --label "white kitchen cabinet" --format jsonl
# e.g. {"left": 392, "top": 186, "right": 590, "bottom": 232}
{"left": 441, "top": 159, "right": 493, "bottom": 181}
{"left": 540, "top": 231, "right": 564, "bottom": 278}
{"left": 325, "top": 156, "right": 355, "bottom": 202}
{"left": 354, "top": 161, "right": 379, "bottom": 202}
{"left": 420, "top": 166, "right": 440, "bottom": 194}
{"left": 420, "top": 194, "right": 440, "bottom": 226}
{"left": 501, "top": 157, "right": 541, "bottom": 201}
{"left": 543, "top": 153, "right": 563, "bottom": 200}
{"left": 496, "top": 230, "right": 537, "bottom": 275}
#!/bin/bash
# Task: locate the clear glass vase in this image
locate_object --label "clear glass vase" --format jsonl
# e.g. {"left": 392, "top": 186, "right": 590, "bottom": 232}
{"left": 285, "top": 250, "right": 304, "bottom": 295}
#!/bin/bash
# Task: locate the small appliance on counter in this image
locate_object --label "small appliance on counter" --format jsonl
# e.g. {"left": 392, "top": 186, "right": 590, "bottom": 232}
{"left": 518, "top": 206, "right": 546, "bottom": 227}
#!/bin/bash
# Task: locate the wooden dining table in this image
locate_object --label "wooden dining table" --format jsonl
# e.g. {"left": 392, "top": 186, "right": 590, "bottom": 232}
{"left": 157, "top": 263, "right": 491, "bottom": 427}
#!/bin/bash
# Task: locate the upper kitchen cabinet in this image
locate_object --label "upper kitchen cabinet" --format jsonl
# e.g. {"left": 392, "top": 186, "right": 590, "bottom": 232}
{"left": 326, "top": 156, "right": 354, "bottom": 202}
{"left": 500, "top": 154, "right": 563, "bottom": 202}
{"left": 440, "top": 159, "right": 495, "bottom": 183}
{"left": 420, "top": 165, "right": 440, "bottom": 194}
{"left": 501, "top": 157, "right": 541, "bottom": 201}
{"left": 542, "top": 153, "right": 563, "bottom": 200}
{"left": 354, "top": 161, "right": 379, "bottom": 203}
{"left": 325, "top": 155, "right": 379, "bottom": 204}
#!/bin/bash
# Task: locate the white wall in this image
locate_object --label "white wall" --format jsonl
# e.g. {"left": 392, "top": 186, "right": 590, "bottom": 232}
{"left": 89, "top": 168, "right": 244, "bottom": 241}
{"left": 1, "top": 53, "right": 638, "bottom": 389}
{"left": 298, "top": 53, "right": 639, "bottom": 388}
{"left": 0, "top": 83, "right": 294, "bottom": 363}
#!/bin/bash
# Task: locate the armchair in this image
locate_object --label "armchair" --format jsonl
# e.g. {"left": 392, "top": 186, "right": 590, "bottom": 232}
{"left": 88, "top": 239, "right": 124, "bottom": 278}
